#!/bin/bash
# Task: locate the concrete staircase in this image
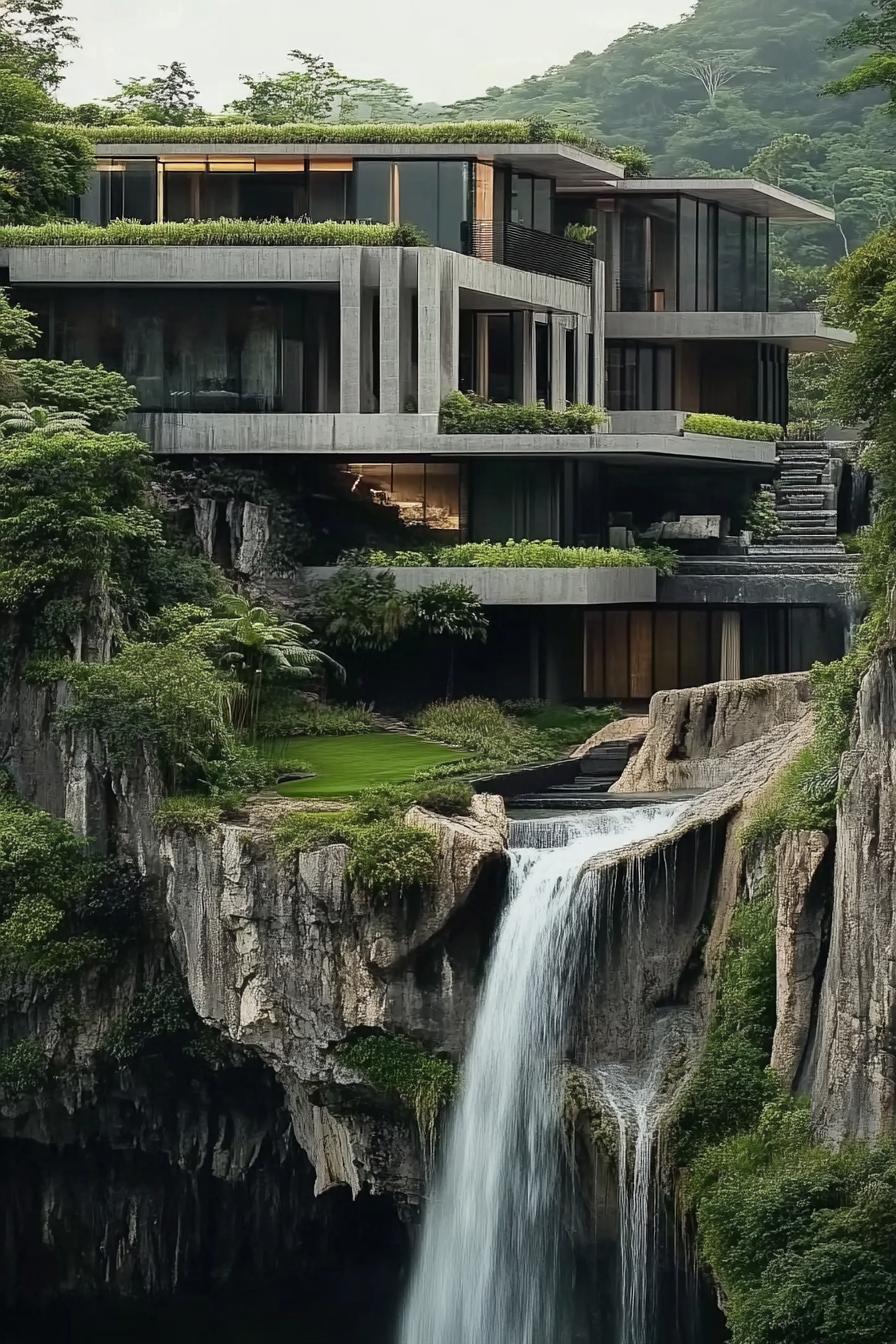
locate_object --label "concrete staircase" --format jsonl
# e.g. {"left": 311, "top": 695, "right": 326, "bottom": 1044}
{"left": 768, "top": 442, "right": 840, "bottom": 550}
{"left": 511, "top": 737, "right": 643, "bottom": 810}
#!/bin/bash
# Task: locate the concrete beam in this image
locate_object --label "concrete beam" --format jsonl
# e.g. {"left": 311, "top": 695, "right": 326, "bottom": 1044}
{"left": 378, "top": 249, "right": 401, "bottom": 414}
{"left": 605, "top": 309, "right": 854, "bottom": 351}
{"left": 339, "top": 250, "right": 362, "bottom": 413}
{"left": 302, "top": 565, "right": 657, "bottom": 606}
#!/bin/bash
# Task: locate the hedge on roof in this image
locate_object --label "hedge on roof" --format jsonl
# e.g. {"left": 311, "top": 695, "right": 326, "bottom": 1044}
{"left": 684, "top": 413, "right": 784, "bottom": 442}
{"left": 58, "top": 119, "right": 618, "bottom": 155}
{"left": 0, "top": 219, "right": 427, "bottom": 247}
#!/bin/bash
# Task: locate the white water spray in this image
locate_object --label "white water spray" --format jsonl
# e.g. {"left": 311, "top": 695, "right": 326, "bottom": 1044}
{"left": 399, "top": 804, "right": 686, "bottom": 1344}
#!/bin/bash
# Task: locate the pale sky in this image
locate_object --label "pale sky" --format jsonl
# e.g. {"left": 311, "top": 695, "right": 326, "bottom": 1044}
{"left": 58, "top": 0, "right": 687, "bottom": 110}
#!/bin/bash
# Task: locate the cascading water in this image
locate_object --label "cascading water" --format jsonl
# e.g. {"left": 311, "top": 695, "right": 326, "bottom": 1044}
{"left": 399, "top": 803, "right": 687, "bottom": 1344}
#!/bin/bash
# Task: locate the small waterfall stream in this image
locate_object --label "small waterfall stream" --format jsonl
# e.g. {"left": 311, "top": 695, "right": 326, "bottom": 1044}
{"left": 399, "top": 804, "right": 688, "bottom": 1344}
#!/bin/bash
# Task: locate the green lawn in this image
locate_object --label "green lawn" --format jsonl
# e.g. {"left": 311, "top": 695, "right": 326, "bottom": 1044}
{"left": 266, "top": 733, "right": 467, "bottom": 798}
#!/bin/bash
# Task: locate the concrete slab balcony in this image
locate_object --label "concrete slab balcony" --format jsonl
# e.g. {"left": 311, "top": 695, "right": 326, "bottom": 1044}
{"left": 301, "top": 565, "right": 657, "bottom": 605}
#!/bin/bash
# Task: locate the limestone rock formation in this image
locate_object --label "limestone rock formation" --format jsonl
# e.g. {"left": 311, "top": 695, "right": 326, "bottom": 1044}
{"left": 771, "top": 830, "right": 831, "bottom": 1088}
{"left": 613, "top": 673, "right": 813, "bottom": 794}
{"left": 811, "top": 628, "right": 896, "bottom": 1141}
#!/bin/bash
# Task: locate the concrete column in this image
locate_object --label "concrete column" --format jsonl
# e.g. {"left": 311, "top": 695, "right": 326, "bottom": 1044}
{"left": 440, "top": 252, "right": 460, "bottom": 398}
{"left": 399, "top": 250, "right": 417, "bottom": 412}
{"left": 575, "top": 316, "right": 590, "bottom": 404}
{"left": 339, "top": 249, "right": 362, "bottom": 413}
{"left": 550, "top": 315, "right": 566, "bottom": 410}
{"left": 591, "top": 259, "right": 606, "bottom": 409}
{"left": 475, "top": 314, "right": 490, "bottom": 395}
{"left": 513, "top": 311, "right": 537, "bottom": 404}
{"left": 378, "top": 249, "right": 401, "bottom": 414}
{"left": 417, "top": 249, "right": 442, "bottom": 414}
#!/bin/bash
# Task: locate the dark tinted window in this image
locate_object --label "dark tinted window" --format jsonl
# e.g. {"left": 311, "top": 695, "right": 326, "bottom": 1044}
{"left": 354, "top": 161, "right": 391, "bottom": 222}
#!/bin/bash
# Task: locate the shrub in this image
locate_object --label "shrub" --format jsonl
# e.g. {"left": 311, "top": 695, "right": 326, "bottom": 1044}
{"left": 441, "top": 391, "right": 606, "bottom": 436}
{"left": 684, "top": 413, "right": 783, "bottom": 442}
{"left": 744, "top": 486, "right": 782, "bottom": 541}
{"left": 55, "top": 641, "right": 231, "bottom": 789}
{"left": 345, "top": 819, "right": 440, "bottom": 898}
{"left": 273, "top": 810, "right": 352, "bottom": 858}
{"left": 0, "top": 428, "right": 158, "bottom": 613}
{"left": 10, "top": 359, "right": 138, "bottom": 429}
{"left": 154, "top": 793, "right": 243, "bottom": 835}
{"left": 739, "top": 747, "right": 839, "bottom": 852}
{"left": 0, "top": 219, "right": 427, "bottom": 247}
{"left": 0, "top": 796, "right": 92, "bottom": 916}
{"left": 414, "top": 696, "right": 541, "bottom": 761}
{"left": 310, "top": 568, "right": 410, "bottom": 652}
{"left": 0, "top": 1039, "right": 50, "bottom": 1099}
{"left": 355, "top": 539, "right": 660, "bottom": 569}
{"left": 413, "top": 781, "right": 474, "bottom": 816}
{"left": 336, "top": 1031, "right": 456, "bottom": 1145}
{"left": 257, "top": 699, "right": 377, "bottom": 739}
{"left": 69, "top": 119, "right": 616, "bottom": 156}
{"left": 102, "top": 975, "right": 226, "bottom": 1067}
{"left": 669, "top": 892, "right": 778, "bottom": 1174}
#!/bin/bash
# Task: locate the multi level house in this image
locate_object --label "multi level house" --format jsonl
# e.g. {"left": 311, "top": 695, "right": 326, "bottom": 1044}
{"left": 1, "top": 127, "right": 859, "bottom": 702}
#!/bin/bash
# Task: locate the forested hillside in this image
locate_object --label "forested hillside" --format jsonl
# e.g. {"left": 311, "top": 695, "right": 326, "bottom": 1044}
{"left": 445, "top": 0, "right": 896, "bottom": 259}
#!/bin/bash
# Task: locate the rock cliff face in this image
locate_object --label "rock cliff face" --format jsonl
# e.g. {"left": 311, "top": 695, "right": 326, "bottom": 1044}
{"left": 161, "top": 794, "right": 507, "bottom": 1200}
{"left": 810, "top": 622, "right": 896, "bottom": 1141}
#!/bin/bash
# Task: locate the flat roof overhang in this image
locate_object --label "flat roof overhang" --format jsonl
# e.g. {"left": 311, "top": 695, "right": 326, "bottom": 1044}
{"left": 584, "top": 177, "right": 835, "bottom": 223}
{"left": 605, "top": 310, "right": 854, "bottom": 351}
{"left": 129, "top": 412, "right": 778, "bottom": 467}
{"left": 91, "top": 140, "right": 626, "bottom": 187}
{"left": 301, "top": 565, "right": 657, "bottom": 606}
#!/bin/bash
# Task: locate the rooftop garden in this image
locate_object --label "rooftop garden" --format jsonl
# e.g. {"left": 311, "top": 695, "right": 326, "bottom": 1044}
{"left": 0, "top": 219, "right": 425, "bottom": 247}
{"left": 59, "top": 118, "right": 638, "bottom": 162}
{"left": 440, "top": 392, "right": 606, "bottom": 436}
{"left": 684, "top": 413, "right": 784, "bottom": 442}
{"left": 346, "top": 539, "right": 678, "bottom": 574}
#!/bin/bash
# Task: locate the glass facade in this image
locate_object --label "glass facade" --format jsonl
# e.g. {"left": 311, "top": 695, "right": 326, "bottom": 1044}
{"left": 509, "top": 172, "right": 553, "bottom": 233}
{"left": 21, "top": 288, "right": 341, "bottom": 413}
{"left": 77, "top": 159, "right": 158, "bottom": 224}
{"left": 604, "top": 194, "right": 770, "bottom": 313}
{"left": 342, "top": 462, "right": 462, "bottom": 537}
{"left": 353, "top": 159, "right": 472, "bottom": 250}
{"left": 607, "top": 343, "right": 675, "bottom": 411}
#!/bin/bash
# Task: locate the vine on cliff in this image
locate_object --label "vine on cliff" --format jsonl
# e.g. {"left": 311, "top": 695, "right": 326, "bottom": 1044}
{"left": 337, "top": 1031, "right": 456, "bottom": 1169}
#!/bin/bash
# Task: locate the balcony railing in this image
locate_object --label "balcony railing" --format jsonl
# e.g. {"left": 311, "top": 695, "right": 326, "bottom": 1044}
{"left": 467, "top": 220, "right": 594, "bottom": 286}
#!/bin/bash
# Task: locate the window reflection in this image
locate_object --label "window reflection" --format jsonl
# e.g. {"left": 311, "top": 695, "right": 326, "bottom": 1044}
{"left": 343, "top": 462, "right": 461, "bottom": 538}
{"left": 78, "top": 159, "right": 158, "bottom": 224}
{"left": 607, "top": 344, "right": 675, "bottom": 411}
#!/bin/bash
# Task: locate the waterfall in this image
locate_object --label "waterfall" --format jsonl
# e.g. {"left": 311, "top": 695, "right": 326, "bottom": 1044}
{"left": 399, "top": 803, "right": 687, "bottom": 1344}
{"left": 594, "top": 1014, "right": 695, "bottom": 1344}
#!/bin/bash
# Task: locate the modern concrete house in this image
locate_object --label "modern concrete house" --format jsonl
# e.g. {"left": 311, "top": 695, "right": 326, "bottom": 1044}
{"left": 0, "top": 130, "right": 861, "bottom": 701}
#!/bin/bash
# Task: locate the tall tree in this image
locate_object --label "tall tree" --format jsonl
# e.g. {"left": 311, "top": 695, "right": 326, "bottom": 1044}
{"left": 227, "top": 51, "right": 353, "bottom": 123}
{"left": 0, "top": 0, "right": 77, "bottom": 89}
{"left": 104, "top": 62, "right": 202, "bottom": 125}
{"left": 827, "top": 0, "right": 896, "bottom": 110}
{"left": 0, "top": 71, "right": 92, "bottom": 222}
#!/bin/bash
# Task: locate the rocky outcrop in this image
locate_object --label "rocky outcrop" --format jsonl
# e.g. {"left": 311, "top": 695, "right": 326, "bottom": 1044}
{"left": 570, "top": 715, "right": 650, "bottom": 759}
{"left": 771, "top": 830, "right": 831, "bottom": 1088}
{"left": 614, "top": 673, "right": 813, "bottom": 794}
{"left": 810, "top": 626, "right": 896, "bottom": 1141}
{"left": 161, "top": 794, "right": 508, "bottom": 1200}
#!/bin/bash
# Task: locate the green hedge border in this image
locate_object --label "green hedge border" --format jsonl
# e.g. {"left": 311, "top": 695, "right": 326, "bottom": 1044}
{"left": 684, "top": 412, "right": 783, "bottom": 442}
{"left": 0, "top": 219, "right": 425, "bottom": 247}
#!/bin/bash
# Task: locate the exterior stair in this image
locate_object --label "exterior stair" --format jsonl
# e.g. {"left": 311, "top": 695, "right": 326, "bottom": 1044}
{"left": 768, "top": 442, "right": 841, "bottom": 550}
{"left": 511, "top": 737, "right": 642, "bottom": 810}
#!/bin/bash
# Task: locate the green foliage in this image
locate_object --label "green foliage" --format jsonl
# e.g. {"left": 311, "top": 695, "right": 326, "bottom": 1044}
{"left": 0, "top": 0, "right": 78, "bottom": 90}
{"left": 738, "top": 748, "right": 839, "bottom": 853}
{"left": 413, "top": 697, "right": 542, "bottom": 772}
{"left": 354, "top": 538, "right": 672, "bottom": 572}
{"left": 310, "top": 568, "right": 409, "bottom": 652}
{"left": 257, "top": 699, "right": 377, "bottom": 740}
{"left": 54, "top": 641, "right": 231, "bottom": 790}
{"left": 0, "top": 217, "right": 428, "bottom": 247}
{"left": 274, "top": 796, "right": 439, "bottom": 897}
{"left": 69, "top": 119, "right": 617, "bottom": 155}
{"left": 153, "top": 793, "right": 243, "bottom": 835}
{"left": 0, "top": 401, "right": 90, "bottom": 435}
{"left": 336, "top": 1031, "right": 456, "bottom": 1141}
{"left": 684, "top": 413, "right": 783, "bottom": 442}
{"left": 102, "top": 974, "right": 227, "bottom": 1068}
{"left": 669, "top": 892, "right": 779, "bottom": 1174}
{"left": 412, "top": 781, "right": 474, "bottom": 816}
{"left": 786, "top": 351, "right": 845, "bottom": 437}
{"left": 743, "top": 488, "right": 782, "bottom": 542}
{"left": 826, "top": 0, "right": 896, "bottom": 113}
{"left": 103, "top": 61, "right": 204, "bottom": 126}
{"left": 441, "top": 392, "right": 606, "bottom": 435}
{"left": 409, "top": 583, "right": 488, "bottom": 641}
{"left": 0, "top": 1038, "right": 49, "bottom": 1099}
{"left": 345, "top": 819, "right": 440, "bottom": 898}
{"left": 10, "top": 359, "right": 138, "bottom": 429}
{"left": 0, "top": 789, "right": 141, "bottom": 982}
{"left": 0, "top": 428, "right": 157, "bottom": 613}
{"left": 0, "top": 288, "right": 39, "bottom": 355}
{"left": 689, "top": 1094, "right": 896, "bottom": 1344}
{"left": 272, "top": 809, "right": 352, "bottom": 856}
{"left": 0, "top": 71, "right": 92, "bottom": 222}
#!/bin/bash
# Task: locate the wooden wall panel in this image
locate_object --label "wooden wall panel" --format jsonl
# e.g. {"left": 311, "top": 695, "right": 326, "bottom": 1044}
{"left": 605, "top": 611, "right": 630, "bottom": 700}
{"left": 583, "top": 611, "right": 605, "bottom": 698}
{"left": 680, "top": 610, "right": 709, "bottom": 688}
{"left": 629, "top": 610, "right": 654, "bottom": 700}
{"left": 653, "top": 610, "right": 680, "bottom": 690}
